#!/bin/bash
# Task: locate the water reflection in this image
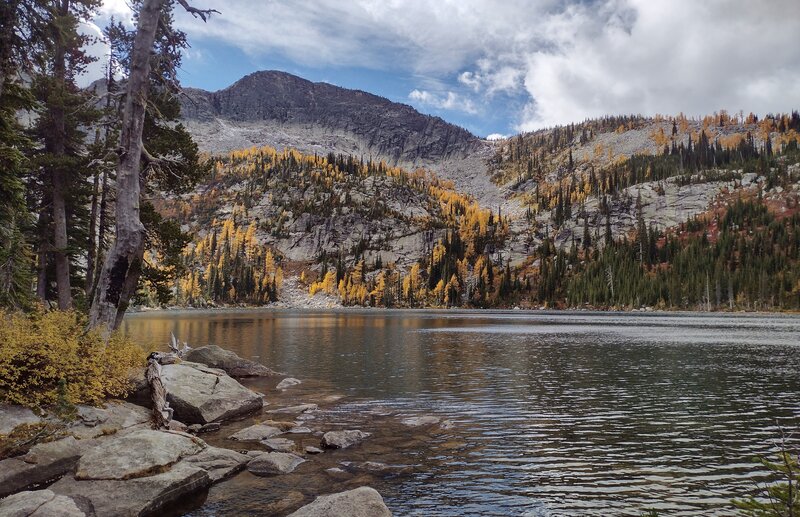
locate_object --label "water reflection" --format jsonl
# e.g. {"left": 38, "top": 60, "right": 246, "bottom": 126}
{"left": 124, "top": 310, "right": 800, "bottom": 516}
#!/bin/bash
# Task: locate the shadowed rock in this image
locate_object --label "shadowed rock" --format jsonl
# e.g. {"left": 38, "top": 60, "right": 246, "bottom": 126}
{"left": 184, "top": 345, "right": 280, "bottom": 377}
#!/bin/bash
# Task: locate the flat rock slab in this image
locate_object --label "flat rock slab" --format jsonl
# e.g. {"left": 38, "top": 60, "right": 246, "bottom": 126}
{"left": 52, "top": 462, "right": 211, "bottom": 517}
{"left": 76, "top": 429, "right": 204, "bottom": 480}
{"left": 266, "top": 403, "right": 318, "bottom": 415}
{"left": 0, "top": 489, "right": 88, "bottom": 517}
{"left": 160, "top": 362, "right": 263, "bottom": 424}
{"left": 261, "top": 437, "right": 297, "bottom": 453}
{"left": 275, "top": 377, "right": 302, "bottom": 390}
{"left": 185, "top": 345, "right": 280, "bottom": 377}
{"left": 67, "top": 400, "right": 151, "bottom": 440}
{"left": 0, "top": 405, "right": 42, "bottom": 435}
{"left": 247, "top": 452, "right": 306, "bottom": 476}
{"left": 228, "top": 424, "right": 282, "bottom": 442}
{"left": 400, "top": 416, "right": 441, "bottom": 427}
{"left": 182, "top": 446, "right": 249, "bottom": 482}
{"left": 320, "top": 430, "right": 370, "bottom": 449}
{"left": 287, "top": 486, "right": 392, "bottom": 517}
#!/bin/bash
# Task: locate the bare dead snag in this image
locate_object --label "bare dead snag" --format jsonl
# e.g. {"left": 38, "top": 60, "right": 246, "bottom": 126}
{"left": 88, "top": 0, "right": 217, "bottom": 333}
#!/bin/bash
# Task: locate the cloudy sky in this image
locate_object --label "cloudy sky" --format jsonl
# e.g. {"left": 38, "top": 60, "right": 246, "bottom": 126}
{"left": 93, "top": 0, "right": 800, "bottom": 138}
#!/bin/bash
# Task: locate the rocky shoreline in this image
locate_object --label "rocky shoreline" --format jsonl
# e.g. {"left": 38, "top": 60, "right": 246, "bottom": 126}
{"left": 0, "top": 344, "right": 452, "bottom": 516}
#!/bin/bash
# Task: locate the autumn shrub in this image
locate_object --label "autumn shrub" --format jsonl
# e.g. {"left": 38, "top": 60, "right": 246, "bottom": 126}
{"left": 0, "top": 310, "right": 146, "bottom": 409}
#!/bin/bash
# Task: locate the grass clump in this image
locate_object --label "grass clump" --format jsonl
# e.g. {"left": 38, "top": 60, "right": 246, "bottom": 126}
{"left": 0, "top": 309, "right": 145, "bottom": 409}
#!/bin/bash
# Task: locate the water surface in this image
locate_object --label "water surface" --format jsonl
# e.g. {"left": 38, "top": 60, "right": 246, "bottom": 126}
{"left": 124, "top": 310, "right": 800, "bottom": 516}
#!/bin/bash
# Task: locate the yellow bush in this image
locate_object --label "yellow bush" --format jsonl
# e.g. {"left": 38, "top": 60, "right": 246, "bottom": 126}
{"left": 0, "top": 310, "right": 146, "bottom": 409}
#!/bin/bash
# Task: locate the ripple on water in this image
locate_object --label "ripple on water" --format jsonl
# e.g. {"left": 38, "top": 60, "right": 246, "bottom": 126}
{"left": 123, "top": 311, "right": 800, "bottom": 516}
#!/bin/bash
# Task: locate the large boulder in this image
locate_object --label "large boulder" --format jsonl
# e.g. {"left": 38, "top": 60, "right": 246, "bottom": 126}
{"left": 246, "top": 452, "right": 305, "bottom": 476}
{"left": 320, "top": 430, "right": 370, "bottom": 450}
{"left": 159, "top": 362, "right": 263, "bottom": 424}
{"left": 75, "top": 429, "right": 204, "bottom": 480}
{"left": 184, "top": 345, "right": 280, "bottom": 377}
{"left": 287, "top": 487, "right": 392, "bottom": 517}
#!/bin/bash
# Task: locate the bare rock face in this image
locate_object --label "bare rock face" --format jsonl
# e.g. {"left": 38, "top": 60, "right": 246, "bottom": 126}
{"left": 184, "top": 345, "right": 280, "bottom": 377}
{"left": 158, "top": 362, "right": 264, "bottom": 424}
{"left": 287, "top": 486, "right": 392, "bottom": 517}
{"left": 320, "top": 430, "right": 370, "bottom": 450}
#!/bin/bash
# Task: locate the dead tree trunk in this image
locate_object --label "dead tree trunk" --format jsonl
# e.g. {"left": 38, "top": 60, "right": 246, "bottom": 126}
{"left": 88, "top": 0, "right": 165, "bottom": 332}
{"left": 145, "top": 353, "right": 171, "bottom": 429}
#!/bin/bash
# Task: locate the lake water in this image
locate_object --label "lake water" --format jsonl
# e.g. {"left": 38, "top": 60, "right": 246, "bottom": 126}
{"left": 123, "top": 310, "right": 800, "bottom": 516}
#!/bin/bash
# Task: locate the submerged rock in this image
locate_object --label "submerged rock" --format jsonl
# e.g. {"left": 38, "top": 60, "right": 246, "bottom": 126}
{"left": 185, "top": 345, "right": 280, "bottom": 377}
{"left": 247, "top": 452, "right": 306, "bottom": 475}
{"left": 320, "top": 430, "right": 370, "bottom": 449}
{"left": 267, "top": 403, "right": 318, "bottom": 414}
{"left": 400, "top": 416, "right": 441, "bottom": 427}
{"left": 261, "top": 437, "right": 297, "bottom": 453}
{"left": 229, "top": 423, "right": 282, "bottom": 442}
{"left": 276, "top": 377, "right": 302, "bottom": 390}
{"left": 287, "top": 486, "right": 392, "bottom": 517}
{"left": 158, "top": 362, "right": 263, "bottom": 424}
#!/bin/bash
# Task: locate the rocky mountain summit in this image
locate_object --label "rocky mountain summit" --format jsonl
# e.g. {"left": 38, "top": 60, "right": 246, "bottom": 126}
{"left": 182, "top": 71, "right": 476, "bottom": 162}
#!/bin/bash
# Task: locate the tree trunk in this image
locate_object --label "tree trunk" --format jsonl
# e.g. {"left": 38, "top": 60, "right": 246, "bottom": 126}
{"left": 50, "top": 0, "right": 71, "bottom": 310}
{"left": 89, "top": 0, "right": 165, "bottom": 332}
{"left": 85, "top": 167, "right": 100, "bottom": 296}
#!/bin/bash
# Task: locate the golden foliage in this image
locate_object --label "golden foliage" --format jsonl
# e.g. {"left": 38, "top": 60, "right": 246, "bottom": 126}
{"left": 0, "top": 310, "right": 146, "bottom": 409}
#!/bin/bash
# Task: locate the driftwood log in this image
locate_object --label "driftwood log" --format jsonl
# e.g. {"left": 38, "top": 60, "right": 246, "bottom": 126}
{"left": 145, "top": 334, "right": 191, "bottom": 429}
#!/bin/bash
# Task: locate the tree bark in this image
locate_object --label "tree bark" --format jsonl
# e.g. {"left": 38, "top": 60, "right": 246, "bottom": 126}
{"left": 89, "top": 0, "right": 165, "bottom": 332}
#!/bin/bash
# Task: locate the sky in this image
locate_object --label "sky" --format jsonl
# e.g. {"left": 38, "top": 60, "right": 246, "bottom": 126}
{"left": 89, "top": 0, "right": 800, "bottom": 139}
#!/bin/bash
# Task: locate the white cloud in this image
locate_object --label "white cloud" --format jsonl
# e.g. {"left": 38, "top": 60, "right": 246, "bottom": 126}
{"left": 409, "top": 89, "right": 477, "bottom": 114}
{"left": 486, "top": 133, "right": 508, "bottom": 141}
{"left": 98, "top": 0, "right": 800, "bottom": 130}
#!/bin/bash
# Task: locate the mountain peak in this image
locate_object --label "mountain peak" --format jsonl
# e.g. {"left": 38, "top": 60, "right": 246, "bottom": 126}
{"left": 180, "top": 69, "right": 480, "bottom": 166}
